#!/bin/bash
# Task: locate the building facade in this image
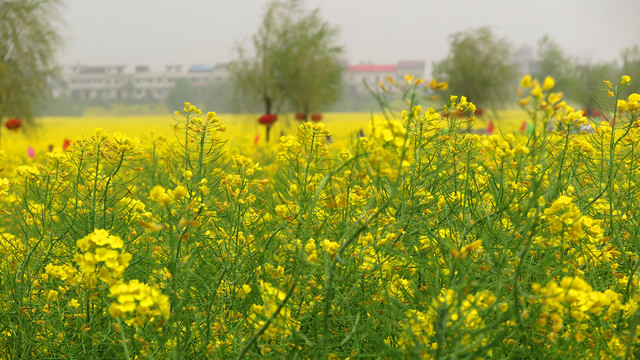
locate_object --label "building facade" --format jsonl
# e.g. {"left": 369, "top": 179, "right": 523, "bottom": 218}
{"left": 53, "top": 60, "right": 424, "bottom": 101}
{"left": 55, "top": 63, "right": 230, "bottom": 102}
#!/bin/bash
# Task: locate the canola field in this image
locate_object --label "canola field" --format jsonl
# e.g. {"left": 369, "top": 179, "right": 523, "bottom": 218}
{"left": 4, "top": 109, "right": 528, "bottom": 159}
{"left": 1, "top": 76, "right": 640, "bottom": 359}
{"left": 6, "top": 112, "right": 376, "bottom": 157}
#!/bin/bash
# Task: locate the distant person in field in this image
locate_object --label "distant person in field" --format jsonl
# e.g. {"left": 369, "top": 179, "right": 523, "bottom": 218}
{"left": 326, "top": 135, "right": 333, "bottom": 144}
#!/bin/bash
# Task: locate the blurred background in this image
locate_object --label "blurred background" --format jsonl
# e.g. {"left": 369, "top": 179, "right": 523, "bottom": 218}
{"left": 2, "top": 0, "right": 640, "bottom": 122}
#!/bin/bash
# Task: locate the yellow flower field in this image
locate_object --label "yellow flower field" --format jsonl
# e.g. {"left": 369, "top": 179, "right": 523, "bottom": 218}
{"left": 3, "top": 110, "right": 530, "bottom": 160}
{"left": 1, "top": 76, "right": 639, "bottom": 359}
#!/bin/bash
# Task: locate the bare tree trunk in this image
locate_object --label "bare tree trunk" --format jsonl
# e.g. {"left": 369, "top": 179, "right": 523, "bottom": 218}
{"left": 264, "top": 88, "right": 272, "bottom": 115}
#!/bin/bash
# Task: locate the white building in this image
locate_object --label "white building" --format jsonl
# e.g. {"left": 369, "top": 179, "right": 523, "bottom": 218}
{"left": 54, "top": 60, "right": 424, "bottom": 101}
{"left": 56, "top": 63, "right": 230, "bottom": 101}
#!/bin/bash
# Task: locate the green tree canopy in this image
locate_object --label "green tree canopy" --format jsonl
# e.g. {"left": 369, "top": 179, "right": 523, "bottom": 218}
{"left": 533, "top": 35, "right": 577, "bottom": 95}
{"left": 574, "top": 61, "right": 618, "bottom": 113}
{"left": 166, "top": 79, "right": 199, "bottom": 113}
{"left": 432, "top": 27, "right": 518, "bottom": 113}
{"left": 229, "top": 0, "right": 344, "bottom": 118}
{"left": 166, "top": 79, "right": 235, "bottom": 114}
{"left": 621, "top": 45, "right": 640, "bottom": 95}
{"left": 0, "top": 0, "right": 63, "bottom": 127}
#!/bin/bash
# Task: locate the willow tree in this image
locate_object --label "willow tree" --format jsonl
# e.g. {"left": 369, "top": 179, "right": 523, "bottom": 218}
{"left": 277, "top": 4, "right": 343, "bottom": 120}
{"left": 432, "top": 27, "right": 518, "bottom": 114}
{"left": 533, "top": 36, "right": 581, "bottom": 100}
{"left": 229, "top": 0, "right": 344, "bottom": 136}
{"left": 0, "top": 0, "right": 63, "bottom": 135}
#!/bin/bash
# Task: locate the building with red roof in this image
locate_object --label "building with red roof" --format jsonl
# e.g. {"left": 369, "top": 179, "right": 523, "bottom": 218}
{"left": 344, "top": 60, "right": 425, "bottom": 92}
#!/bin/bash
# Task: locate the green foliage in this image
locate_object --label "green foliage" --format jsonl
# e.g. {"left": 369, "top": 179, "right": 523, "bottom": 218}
{"left": 532, "top": 37, "right": 638, "bottom": 112}
{"left": 36, "top": 95, "right": 89, "bottom": 117}
{"left": 533, "top": 35, "right": 578, "bottom": 98}
{"left": 575, "top": 61, "right": 618, "bottom": 113}
{"left": 4, "top": 76, "right": 640, "bottom": 358}
{"left": 329, "top": 84, "right": 379, "bottom": 112}
{"left": 202, "top": 79, "right": 235, "bottom": 113}
{"left": 229, "top": 0, "right": 344, "bottom": 116}
{"left": 166, "top": 79, "right": 199, "bottom": 113}
{"left": 166, "top": 79, "right": 235, "bottom": 114}
{"left": 621, "top": 45, "right": 640, "bottom": 95}
{"left": 432, "top": 27, "right": 518, "bottom": 112}
{"left": 0, "top": 0, "right": 62, "bottom": 125}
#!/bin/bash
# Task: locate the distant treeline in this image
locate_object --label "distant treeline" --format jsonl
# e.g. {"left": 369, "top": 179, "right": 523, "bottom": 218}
{"left": 37, "top": 79, "right": 383, "bottom": 117}
{"left": 38, "top": 33, "right": 640, "bottom": 117}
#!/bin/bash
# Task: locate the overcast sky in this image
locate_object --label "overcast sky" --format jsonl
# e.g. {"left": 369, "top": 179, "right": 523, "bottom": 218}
{"left": 58, "top": 0, "right": 640, "bottom": 74}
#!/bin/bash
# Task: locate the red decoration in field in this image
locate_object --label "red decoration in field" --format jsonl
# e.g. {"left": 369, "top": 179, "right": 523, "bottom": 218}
{"left": 520, "top": 121, "right": 528, "bottom": 132}
{"left": 258, "top": 114, "right": 277, "bottom": 125}
{"left": 295, "top": 112, "right": 307, "bottom": 121}
{"left": 62, "top": 138, "right": 72, "bottom": 151}
{"left": 474, "top": 108, "right": 484, "bottom": 116}
{"left": 310, "top": 113, "right": 322, "bottom": 122}
{"left": 5, "top": 117, "right": 22, "bottom": 130}
{"left": 486, "top": 120, "right": 494, "bottom": 135}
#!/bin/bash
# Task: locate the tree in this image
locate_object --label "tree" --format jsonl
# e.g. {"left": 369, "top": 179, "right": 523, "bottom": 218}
{"left": 0, "top": 0, "right": 62, "bottom": 133}
{"left": 575, "top": 61, "right": 618, "bottom": 114}
{"left": 533, "top": 35, "right": 579, "bottom": 101}
{"left": 432, "top": 27, "right": 518, "bottom": 113}
{"left": 228, "top": 0, "right": 344, "bottom": 139}
{"left": 166, "top": 79, "right": 199, "bottom": 113}
{"left": 199, "top": 79, "right": 234, "bottom": 114}
{"left": 621, "top": 45, "right": 640, "bottom": 96}
{"left": 276, "top": 5, "right": 344, "bottom": 119}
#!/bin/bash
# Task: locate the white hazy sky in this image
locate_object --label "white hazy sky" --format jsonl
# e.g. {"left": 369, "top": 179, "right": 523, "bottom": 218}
{"left": 59, "top": 0, "right": 640, "bottom": 74}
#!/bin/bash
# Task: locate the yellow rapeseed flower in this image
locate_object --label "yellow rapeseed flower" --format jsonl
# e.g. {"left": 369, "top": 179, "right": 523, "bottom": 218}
{"left": 150, "top": 185, "right": 172, "bottom": 205}
{"left": 404, "top": 74, "right": 415, "bottom": 84}
{"left": 173, "top": 185, "right": 188, "bottom": 200}
{"left": 109, "top": 280, "right": 170, "bottom": 326}
{"left": 46, "top": 290, "right": 59, "bottom": 301}
{"left": 542, "top": 76, "right": 555, "bottom": 90}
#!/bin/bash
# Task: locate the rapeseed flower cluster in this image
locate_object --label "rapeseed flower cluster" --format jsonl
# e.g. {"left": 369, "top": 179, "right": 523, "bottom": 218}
{"left": 108, "top": 279, "right": 170, "bottom": 327}
{"left": 74, "top": 229, "right": 132, "bottom": 287}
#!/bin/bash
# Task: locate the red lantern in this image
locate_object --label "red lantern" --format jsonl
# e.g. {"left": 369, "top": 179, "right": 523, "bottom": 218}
{"left": 474, "top": 108, "right": 484, "bottom": 116}
{"left": 63, "top": 138, "right": 72, "bottom": 151}
{"left": 258, "top": 114, "right": 277, "bottom": 125}
{"left": 310, "top": 113, "right": 322, "bottom": 122}
{"left": 5, "top": 117, "right": 22, "bottom": 130}
{"left": 295, "top": 112, "right": 307, "bottom": 121}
